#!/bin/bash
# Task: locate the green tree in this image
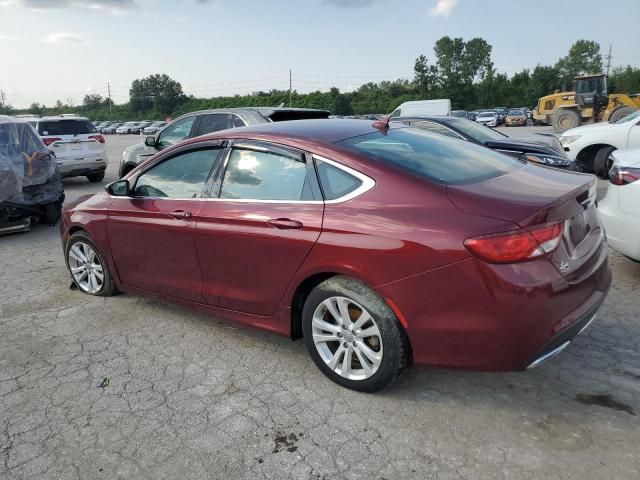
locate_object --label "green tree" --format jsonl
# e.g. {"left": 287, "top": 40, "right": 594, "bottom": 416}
{"left": 83, "top": 94, "right": 104, "bottom": 109}
{"left": 129, "top": 73, "right": 186, "bottom": 113}
{"left": 556, "top": 40, "right": 602, "bottom": 85}
{"left": 28, "top": 102, "right": 44, "bottom": 116}
{"left": 413, "top": 55, "right": 439, "bottom": 99}
{"left": 331, "top": 92, "right": 353, "bottom": 116}
{"left": 609, "top": 66, "right": 640, "bottom": 94}
{"left": 431, "top": 36, "right": 492, "bottom": 107}
{"left": 530, "top": 65, "right": 562, "bottom": 101}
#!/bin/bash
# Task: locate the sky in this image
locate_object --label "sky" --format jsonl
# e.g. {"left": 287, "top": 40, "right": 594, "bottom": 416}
{"left": 1, "top": 0, "right": 639, "bottom": 108}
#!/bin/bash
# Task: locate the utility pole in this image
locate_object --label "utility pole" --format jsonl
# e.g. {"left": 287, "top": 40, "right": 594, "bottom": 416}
{"left": 605, "top": 45, "right": 612, "bottom": 76}
{"left": 107, "top": 82, "right": 113, "bottom": 115}
{"left": 289, "top": 70, "right": 292, "bottom": 107}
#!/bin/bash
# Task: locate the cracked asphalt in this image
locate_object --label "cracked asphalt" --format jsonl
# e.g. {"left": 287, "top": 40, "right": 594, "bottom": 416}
{"left": 1, "top": 131, "right": 639, "bottom": 480}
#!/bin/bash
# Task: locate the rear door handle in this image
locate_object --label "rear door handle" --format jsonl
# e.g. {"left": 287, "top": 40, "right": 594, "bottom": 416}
{"left": 267, "top": 218, "right": 303, "bottom": 230}
{"left": 168, "top": 210, "right": 192, "bottom": 220}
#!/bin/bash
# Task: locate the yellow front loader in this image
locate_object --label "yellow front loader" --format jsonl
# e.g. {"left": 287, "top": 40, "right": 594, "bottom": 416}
{"left": 532, "top": 74, "right": 640, "bottom": 133}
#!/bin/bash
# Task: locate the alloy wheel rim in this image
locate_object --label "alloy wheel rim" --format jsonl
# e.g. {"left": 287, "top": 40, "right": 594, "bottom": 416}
{"left": 68, "top": 242, "right": 104, "bottom": 294}
{"left": 311, "top": 296, "right": 383, "bottom": 381}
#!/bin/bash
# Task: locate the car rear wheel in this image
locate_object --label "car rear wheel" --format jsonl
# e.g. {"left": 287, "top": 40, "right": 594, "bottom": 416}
{"left": 65, "top": 232, "right": 118, "bottom": 296}
{"left": 87, "top": 172, "right": 105, "bottom": 183}
{"left": 594, "top": 146, "right": 616, "bottom": 179}
{"left": 302, "top": 276, "right": 409, "bottom": 392}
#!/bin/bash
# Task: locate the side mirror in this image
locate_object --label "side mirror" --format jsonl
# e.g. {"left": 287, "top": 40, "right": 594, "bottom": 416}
{"left": 106, "top": 179, "right": 130, "bottom": 196}
{"left": 145, "top": 136, "right": 157, "bottom": 147}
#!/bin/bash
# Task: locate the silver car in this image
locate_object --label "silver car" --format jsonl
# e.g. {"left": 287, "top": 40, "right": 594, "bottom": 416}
{"left": 35, "top": 116, "right": 108, "bottom": 182}
{"left": 119, "top": 107, "right": 330, "bottom": 177}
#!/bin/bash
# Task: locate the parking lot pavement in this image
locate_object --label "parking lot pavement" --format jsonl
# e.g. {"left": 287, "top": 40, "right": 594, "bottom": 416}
{"left": 1, "top": 133, "right": 639, "bottom": 480}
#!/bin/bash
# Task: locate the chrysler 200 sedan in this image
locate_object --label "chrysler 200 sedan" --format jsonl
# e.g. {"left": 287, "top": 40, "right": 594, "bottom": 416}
{"left": 60, "top": 119, "right": 611, "bottom": 392}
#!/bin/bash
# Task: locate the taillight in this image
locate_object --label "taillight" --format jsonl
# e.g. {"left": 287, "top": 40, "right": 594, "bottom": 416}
{"left": 42, "top": 137, "right": 61, "bottom": 146}
{"left": 609, "top": 165, "right": 640, "bottom": 186}
{"left": 464, "top": 222, "right": 564, "bottom": 264}
{"left": 89, "top": 134, "right": 105, "bottom": 144}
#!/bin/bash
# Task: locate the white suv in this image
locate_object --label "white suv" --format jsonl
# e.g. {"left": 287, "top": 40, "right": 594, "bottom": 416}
{"left": 35, "top": 116, "right": 108, "bottom": 182}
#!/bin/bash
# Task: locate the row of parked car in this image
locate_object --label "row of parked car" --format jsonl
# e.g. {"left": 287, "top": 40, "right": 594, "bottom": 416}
{"left": 93, "top": 120, "right": 168, "bottom": 135}
{"left": 452, "top": 108, "right": 532, "bottom": 127}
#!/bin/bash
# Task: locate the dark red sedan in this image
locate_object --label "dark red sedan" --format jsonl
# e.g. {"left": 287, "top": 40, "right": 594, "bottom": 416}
{"left": 60, "top": 119, "right": 611, "bottom": 392}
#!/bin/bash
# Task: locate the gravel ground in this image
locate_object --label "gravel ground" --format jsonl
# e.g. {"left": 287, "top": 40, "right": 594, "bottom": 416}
{"left": 1, "top": 129, "right": 639, "bottom": 480}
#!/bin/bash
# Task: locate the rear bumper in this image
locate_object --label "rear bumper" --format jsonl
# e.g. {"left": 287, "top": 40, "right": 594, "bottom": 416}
{"left": 376, "top": 245, "right": 611, "bottom": 371}
{"left": 525, "top": 289, "right": 605, "bottom": 369}
{"left": 58, "top": 156, "right": 107, "bottom": 178}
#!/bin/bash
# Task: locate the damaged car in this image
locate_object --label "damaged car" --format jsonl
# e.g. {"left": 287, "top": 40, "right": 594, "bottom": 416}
{"left": 0, "top": 116, "right": 64, "bottom": 235}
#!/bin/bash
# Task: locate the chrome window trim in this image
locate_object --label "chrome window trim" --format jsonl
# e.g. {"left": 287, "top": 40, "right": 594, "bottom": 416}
{"left": 106, "top": 150, "right": 375, "bottom": 205}
{"left": 313, "top": 154, "right": 376, "bottom": 204}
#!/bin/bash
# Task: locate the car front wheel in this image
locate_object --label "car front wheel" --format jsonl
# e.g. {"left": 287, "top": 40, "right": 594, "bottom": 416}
{"left": 65, "top": 232, "right": 119, "bottom": 296}
{"left": 302, "top": 276, "right": 409, "bottom": 392}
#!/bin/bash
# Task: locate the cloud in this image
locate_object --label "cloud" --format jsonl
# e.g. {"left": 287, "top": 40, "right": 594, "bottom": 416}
{"left": 0, "top": 35, "right": 19, "bottom": 40}
{"left": 322, "top": 0, "right": 377, "bottom": 8}
{"left": 428, "top": 0, "right": 458, "bottom": 17}
{"left": 45, "top": 32, "right": 85, "bottom": 44}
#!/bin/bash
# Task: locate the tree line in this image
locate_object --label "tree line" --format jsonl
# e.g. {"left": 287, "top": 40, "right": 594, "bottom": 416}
{"left": 4, "top": 38, "right": 639, "bottom": 120}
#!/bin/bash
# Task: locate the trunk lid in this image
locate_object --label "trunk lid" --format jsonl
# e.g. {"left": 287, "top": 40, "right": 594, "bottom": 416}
{"left": 447, "top": 165, "right": 603, "bottom": 276}
{"left": 49, "top": 137, "right": 103, "bottom": 159}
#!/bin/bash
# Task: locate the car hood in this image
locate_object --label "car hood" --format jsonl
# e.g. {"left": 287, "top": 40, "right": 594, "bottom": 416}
{"left": 562, "top": 121, "right": 615, "bottom": 137}
{"left": 485, "top": 134, "right": 565, "bottom": 156}
{"left": 611, "top": 148, "right": 640, "bottom": 167}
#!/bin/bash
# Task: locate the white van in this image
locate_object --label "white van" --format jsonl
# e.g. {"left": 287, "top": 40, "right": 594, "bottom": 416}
{"left": 389, "top": 99, "right": 451, "bottom": 118}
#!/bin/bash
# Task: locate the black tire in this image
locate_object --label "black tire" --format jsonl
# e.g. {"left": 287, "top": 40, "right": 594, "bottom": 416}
{"left": 594, "top": 146, "right": 617, "bottom": 179}
{"left": 551, "top": 109, "right": 581, "bottom": 133}
{"left": 65, "top": 231, "right": 119, "bottom": 297}
{"left": 41, "top": 202, "right": 62, "bottom": 225}
{"left": 302, "top": 276, "right": 409, "bottom": 392}
{"left": 87, "top": 172, "right": 105, "bottom": 183}
{"left": 609, "top": 106, "right": 637, "bottom": 124}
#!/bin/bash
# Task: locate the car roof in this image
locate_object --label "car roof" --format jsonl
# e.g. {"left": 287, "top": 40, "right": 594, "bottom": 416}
{"left": 174, "top": 106, "right": 329, "bottom": 118}
{"left": 202, "top": 118, "right": 404, "bottom": 144}
{"left": 38, "top": 115, "right": 90, "bottom": 121}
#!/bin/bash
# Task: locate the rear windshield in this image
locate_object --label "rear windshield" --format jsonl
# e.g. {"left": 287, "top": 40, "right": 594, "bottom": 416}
{"left": 335, "top": 128, "right": 524, "bottom": 185}
{"left": 38, "top": 119, "right": 96, "bottom": 136}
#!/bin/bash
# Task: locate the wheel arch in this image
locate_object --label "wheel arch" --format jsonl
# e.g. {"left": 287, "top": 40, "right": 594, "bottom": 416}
{"left": 576, "top": 143, "right": 615, "bottom": 171}
{"left": 288, "top": 271, "right": 411, "bottom": 342}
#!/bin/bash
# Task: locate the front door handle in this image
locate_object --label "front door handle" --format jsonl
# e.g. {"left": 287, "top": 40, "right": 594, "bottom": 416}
{"left": 267, "top": 218, "right": 303, "bottom": 230}
{"left": 168, "top": 210, "right": 192, "bottom": 220}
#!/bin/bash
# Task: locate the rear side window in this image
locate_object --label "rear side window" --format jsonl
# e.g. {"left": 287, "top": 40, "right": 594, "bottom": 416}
{"left": 315, "top": 160, "right": 362, "bottom": 200}
{"left": 232, "top": 115, "right": 246, "bottom": 127}
{"left": 219, "top": 149, "right": 311, "bottom": 201}
{"left": 195, "top": 114, "right": 232, "bottom": 137}
{"left": 38, "top": 120, "right": 96, "bottom": 136}
{"left": 409, "top": 121, "right": 463, "bottom": 140}
{"left": 335, "top": 128, "right": 524, "bottom": 185}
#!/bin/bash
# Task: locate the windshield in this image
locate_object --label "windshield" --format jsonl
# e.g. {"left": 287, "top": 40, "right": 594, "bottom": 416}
{"left": 335, "top": 127, "right": 523, "bottom": 185}
{"left": 614, "top": 109, "right": 640, "bottom": 124}
{"left": 37, "top": 119, "right": 96, "bottom": 136}
{"left": 508, "top": 110, "right": 523, "bottom": 115}
{"left": 477, "top": 112, "right": 496, "bottom": 118}
{"left": 443, "top": 117, "right": 506, "bottom": 142}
